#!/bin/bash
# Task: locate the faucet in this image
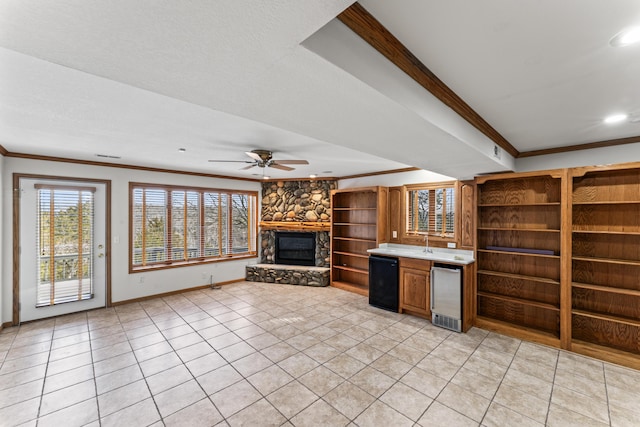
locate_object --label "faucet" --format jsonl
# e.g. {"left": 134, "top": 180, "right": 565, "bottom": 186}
{"left": 424, "top": 234, "right": 433, "bottom": 253}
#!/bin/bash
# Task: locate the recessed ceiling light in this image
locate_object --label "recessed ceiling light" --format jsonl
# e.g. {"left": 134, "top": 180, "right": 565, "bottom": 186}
{"left": 604, "top": 113, "right": 628, "bottom": 124}
{"left": 309, "top": 174, "right": 317, "bottom": 178}
{"left": 178, "top": 148, "right": 186, "bottom": 153}
{"left": 263, "top": 176, "right": 270, "bottom": 180}
{"left": 610, "top": 26, "right": 640, "bottom": 47}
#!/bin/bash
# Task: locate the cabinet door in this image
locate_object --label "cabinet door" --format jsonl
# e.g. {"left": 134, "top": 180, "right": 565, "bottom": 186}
{"left": 400, "top": 267, "right": 430, "bottom": 316}
{"left": 388, "top": 186, "right": 402, "bottom": 243}
{"left": 460, "top": 182, "right": 475, "bottom": 249}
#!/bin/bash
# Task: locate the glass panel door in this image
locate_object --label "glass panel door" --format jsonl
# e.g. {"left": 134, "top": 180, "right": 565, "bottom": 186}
{"left": 19, "top": 178, "right": 107, "bottom": 322}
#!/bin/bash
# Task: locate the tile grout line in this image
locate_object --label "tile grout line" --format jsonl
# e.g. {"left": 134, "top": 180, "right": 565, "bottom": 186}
{"left": 544, "top": 344, "right": 561, "bottom": 426}
{"left": 477, "top": 338, "right": 521, "bottom": 426}
{"left": 86, "top": 312, "right": 103, "bottom": 427}
{"left": 413, "top": 333, "right": 476, "bottom": 425}
{"left": 137, "top": 298, "right": 198, "bottom": 424}
{"left": 602, "top": 361, "right": 612, "bottom": 426}
{"left": 112, "top": 304, "right": 163, "bottom": 425}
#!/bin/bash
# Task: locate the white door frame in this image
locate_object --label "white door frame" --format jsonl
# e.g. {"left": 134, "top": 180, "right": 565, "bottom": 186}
{"left": 13, "top": 173, "right": 111, "bottom": 324}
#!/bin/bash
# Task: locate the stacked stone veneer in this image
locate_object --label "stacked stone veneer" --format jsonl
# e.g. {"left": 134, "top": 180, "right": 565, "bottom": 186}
{"left": 245, "top": 264, "right": 329, "bottom": 287}
{"left": 259, "top": 180, "right": 335, "bottom": 268}
{"left": 261, "top": 180, "right": 335, "bottom": 222}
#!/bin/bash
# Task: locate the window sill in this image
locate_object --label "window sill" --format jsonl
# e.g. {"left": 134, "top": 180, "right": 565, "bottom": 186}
{"left": 130, "top": 253, "right": 257, "bottom": 274}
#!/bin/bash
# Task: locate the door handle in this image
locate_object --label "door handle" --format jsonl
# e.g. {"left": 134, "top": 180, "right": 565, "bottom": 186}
{"left": 430, "top": 271, "right": 435, "bottom": 311}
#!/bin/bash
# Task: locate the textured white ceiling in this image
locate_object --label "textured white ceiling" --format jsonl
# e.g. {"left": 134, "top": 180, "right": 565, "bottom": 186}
{"left": 0, "top": 47, "right": 410, "bottom": 179}
{"left": 361, "top": 0, "right": 640, "bottom": 151}
{"left": 1, "top": 1, "right": 639, "bottom": 180}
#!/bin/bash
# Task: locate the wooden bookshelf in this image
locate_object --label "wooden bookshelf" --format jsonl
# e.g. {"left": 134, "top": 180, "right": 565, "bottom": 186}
{"left": 330, "top": 187, "right": 388, "bottom": 296}
{"left": 475, "top": 171, "right": 565, "bottom": 344}
{"left": 571, "top": 165, "right": 640, "bottom": 358}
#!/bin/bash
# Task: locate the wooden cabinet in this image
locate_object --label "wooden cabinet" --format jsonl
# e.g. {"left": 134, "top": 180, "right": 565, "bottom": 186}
{"left": 475, "top": 171, "right": 565, "bottom": 346}
{"left": 459, "top": 180, "right": 475, "bottom": 250}
{"left": 399, "top": 256, "right": 474, "bottom": 332}
{"left": 330, "top": 186, "right": 388, "bottom": 296}
{"left": 399, "top": 257, "right": 432, "bottom": 317}
{"left": 570, "top": 165, "right": 640, "bottom": 363}
{"left": 387, "top": 186, "right": 402, "bottom": 243}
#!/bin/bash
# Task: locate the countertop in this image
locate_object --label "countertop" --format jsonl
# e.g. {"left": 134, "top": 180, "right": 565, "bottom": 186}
{"left": 367, "top": 243, "right": 475, "bottom": 265}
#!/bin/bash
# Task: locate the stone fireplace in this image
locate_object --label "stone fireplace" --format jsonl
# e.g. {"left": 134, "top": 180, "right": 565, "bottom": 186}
{"left": 258, "top": 179, "right": 334, "bottom": 268}
{"left": 245, "top": 179, "right": 335, "bottom": 286}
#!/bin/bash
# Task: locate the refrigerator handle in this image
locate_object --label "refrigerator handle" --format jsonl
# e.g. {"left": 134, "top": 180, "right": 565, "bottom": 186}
{"left": 430, "top": 268, "right": 435, "bottom": 311}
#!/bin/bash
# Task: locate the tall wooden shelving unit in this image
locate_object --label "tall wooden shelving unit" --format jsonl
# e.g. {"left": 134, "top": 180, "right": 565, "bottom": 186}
{"left": 570, "top": 165, "right": 640, "bottom": 365}
{"left": 475, "top": 171, "right": 566, "bottom": 346}
{"left": 330, "top": 186, "right": 388, "bottom": 296}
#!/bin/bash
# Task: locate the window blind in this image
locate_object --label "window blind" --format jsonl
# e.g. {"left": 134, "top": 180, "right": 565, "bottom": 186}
{"left": 407, "top": 186, "right": 455, "bottom": 238}
{"left": 131, "top": 184, "right": 257, "bottom": 269}
{"left": 35, "top": 186, "right": 95, "bottom": 307}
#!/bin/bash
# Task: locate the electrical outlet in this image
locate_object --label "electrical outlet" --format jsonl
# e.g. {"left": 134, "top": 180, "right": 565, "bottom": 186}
{"left": 447, "top": 242, "right": 456, "bottom": 248}
{"left": 392, "top": 230, "right": 398, "bottom": 238}
{"left": 139, "top": 276, "right": 145, "bottom": 283}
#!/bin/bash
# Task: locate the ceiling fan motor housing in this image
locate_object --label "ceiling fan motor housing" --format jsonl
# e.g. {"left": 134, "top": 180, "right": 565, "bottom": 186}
{"left": 251, "top": 149, "right": 273, "bottom": 164}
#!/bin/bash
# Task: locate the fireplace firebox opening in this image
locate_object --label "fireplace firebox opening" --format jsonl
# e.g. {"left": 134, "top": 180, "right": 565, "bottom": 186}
{"left": 274, "top": 231, "right": 316, "bottom": 266}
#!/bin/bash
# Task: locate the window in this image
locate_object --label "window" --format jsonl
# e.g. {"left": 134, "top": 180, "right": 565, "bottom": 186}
{"left": 406, "top": 183, "right": 456, "bottom": 239}
{"left": 130, "top": 183, "right": 257, "bottom": 270}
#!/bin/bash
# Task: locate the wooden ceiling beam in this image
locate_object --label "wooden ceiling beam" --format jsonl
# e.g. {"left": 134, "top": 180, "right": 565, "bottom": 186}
{"left": 338, "top": 2, "right": 520, "bottom": 158}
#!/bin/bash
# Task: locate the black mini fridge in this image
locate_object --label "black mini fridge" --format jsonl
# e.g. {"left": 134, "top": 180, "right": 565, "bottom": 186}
{"left": 368, "top": 255, "right": 399, "bottom": 312}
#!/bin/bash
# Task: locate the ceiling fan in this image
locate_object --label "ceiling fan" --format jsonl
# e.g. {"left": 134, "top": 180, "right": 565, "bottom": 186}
{"left": 208, "top": 149, "right": 308, "bottom": 171}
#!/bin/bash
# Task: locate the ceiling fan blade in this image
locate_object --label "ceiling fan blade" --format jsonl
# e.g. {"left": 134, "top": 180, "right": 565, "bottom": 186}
{"left": 208, "top": 160, "right": 254, "bottom": 163}
{"left": 240, "top": 164, "right": 257, "bottom": 170}
{"left": 269, "top": 163, "right": 294, "bottom": 171}
{"left": 272, "top": 159, "right": 309, "bottom": 165}
{"left": 245, "top": 151, "right": 263, "bottom": 162}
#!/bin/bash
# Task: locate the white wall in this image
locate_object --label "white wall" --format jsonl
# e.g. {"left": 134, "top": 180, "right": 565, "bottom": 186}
{"left": 2, "top": 157, "right": 260, "bottom": 323}
{"left": 338, "top": 169, "right": 454, "bottom": 189}
{"left": 304, "top": 19, "right": 515, "bottom": 179}
{"left": 515, "top": 142, "right": 640, "bottom": 172}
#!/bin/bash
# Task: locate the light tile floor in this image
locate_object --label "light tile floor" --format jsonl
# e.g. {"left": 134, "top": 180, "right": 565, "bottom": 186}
{"left": 1, "top": 281, "right": 639, "bottom": 427}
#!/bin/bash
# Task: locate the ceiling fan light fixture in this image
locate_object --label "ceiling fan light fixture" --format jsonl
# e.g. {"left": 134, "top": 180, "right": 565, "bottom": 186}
{"left": 604, "top": 113, "right": 628, "bottom": 124}
{"left": 610, "top": 26, "right": 640, "bottom": 47}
